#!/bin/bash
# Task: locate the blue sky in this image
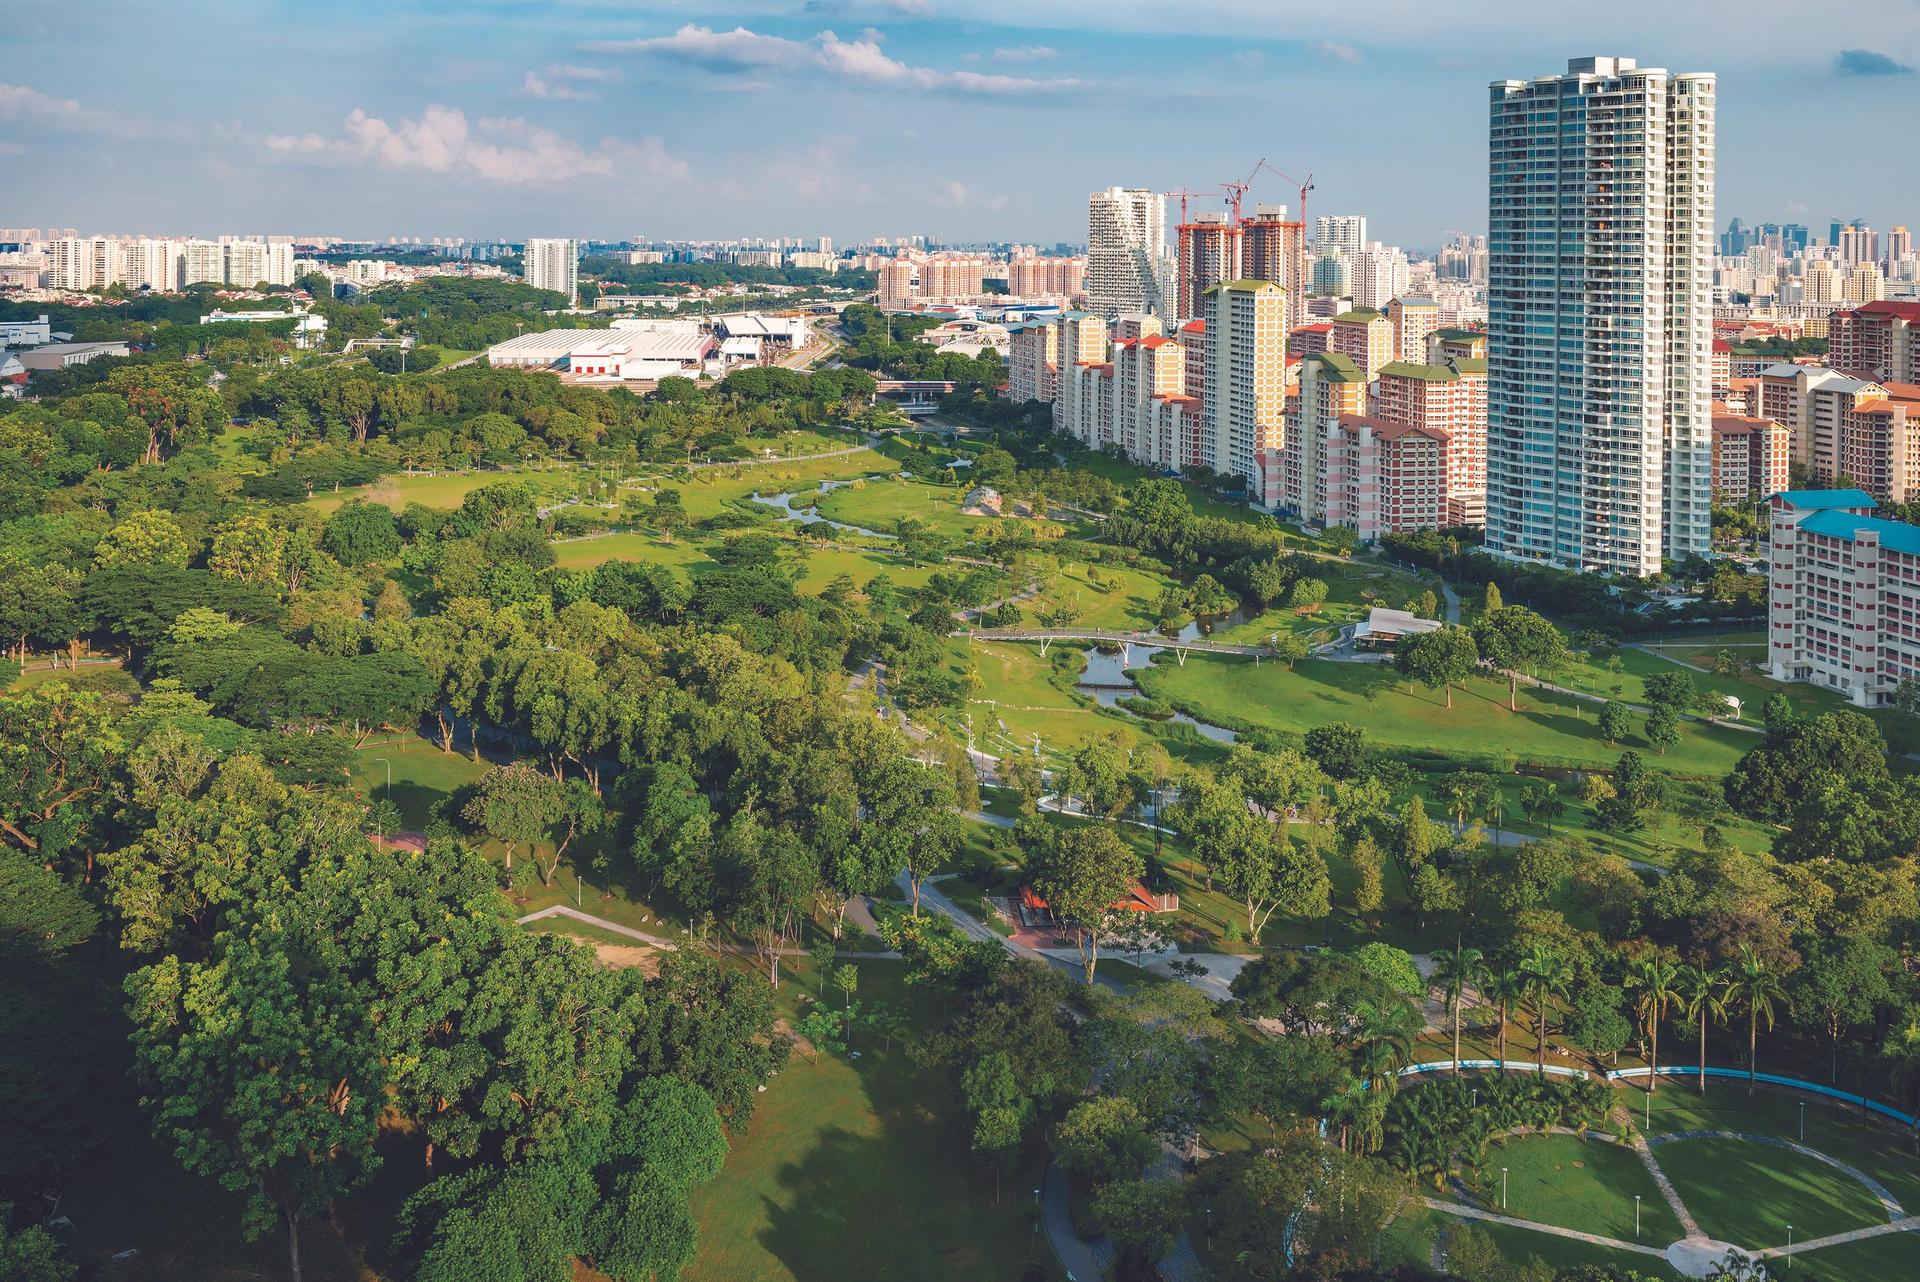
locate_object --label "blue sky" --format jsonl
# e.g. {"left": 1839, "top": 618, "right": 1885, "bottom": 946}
{"left": 2, "top": 1, "right": 1917, "bottom": 249}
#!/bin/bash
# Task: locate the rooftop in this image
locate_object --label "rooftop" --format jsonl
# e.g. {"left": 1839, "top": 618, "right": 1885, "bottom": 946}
{"left": 1775, "top": 489, "right": 1878, "bottom": 510}
{"left": 1332, "top": 308, "right": 1385, "bottom": 324}
{"left": 1797, "top": 508, "right": 1920, "bottom": 558}
{"left": 1305, "top": 351, "right": 1364, "bottom": 381}
{"left": 1375, "top": 360, "right": 1457, "bottom": 382}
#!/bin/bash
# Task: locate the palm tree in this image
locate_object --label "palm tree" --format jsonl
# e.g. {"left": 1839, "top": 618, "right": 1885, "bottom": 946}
{"left": 1727, "top": 943, "right": 1786, "bottom": 1095}
{"left": 1487, "top": 966, "right": 1521, "bottom": 1066}
{"left": 1626, "top": 954, "right": 1683, "bottom": 1096}
{"left": 1517, "top": 945, "right": 1574, "bottom": 1076}
{"left": 1431, "top": 945, "right": 1488, "bottom": 1071}
{"left": 1677, "top": 964, "right": 1729, "bottom": 1096}
{"left": 1321, "top": 1075, "right": 1368, "bottom": 1154}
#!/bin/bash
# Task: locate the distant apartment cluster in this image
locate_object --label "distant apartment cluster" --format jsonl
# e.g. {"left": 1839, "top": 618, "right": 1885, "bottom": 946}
{"left": 1012, "top": 289, "right": 1488, "bottom": 536}
{"left": 32, "top": 235, "right": 298, "bottom": 292}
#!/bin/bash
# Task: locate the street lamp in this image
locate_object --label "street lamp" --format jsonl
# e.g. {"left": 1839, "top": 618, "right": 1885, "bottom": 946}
{"left": 1799, "top": 1099, "right": 1806, "bottom": 1144}
{"left": 1787, "top": 1223, "right": 1793, "bottom": 1269}
{"left": 1634, "top": 1195, "right": 1641, "bottom": 1239}
{"left": 1500, "top": 1167, "right": 1508, "bottom": 1210}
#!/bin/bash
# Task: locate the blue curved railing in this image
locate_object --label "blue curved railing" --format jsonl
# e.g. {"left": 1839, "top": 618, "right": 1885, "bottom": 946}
{"left": 1606, "top": 1066, "right": 1919, "bottom": 1128}
{"left": 1377, "top": 1060, "right": 1917, "bottom": 1128}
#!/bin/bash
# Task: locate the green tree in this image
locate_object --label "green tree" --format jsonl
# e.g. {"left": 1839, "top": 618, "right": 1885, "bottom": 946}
{"left": 1792, "top": 938, "right": 1892, "bottom": 1083}
{"left": 1027, "top": 824, "right": 1143, "bottom": 985}
{"left": 1626, "top": 954, "right": 1683, "bottom": 1093}
{"left": 1430, "top": 944, "right": 1487, "bottom": 1070}
{"left": 126, "top": 937, "right": 383, "bottom": 1282}
{"left": 1351, "top": 833, "right": 1385, "bottom": 920}
{"left": 1597, "top": 699, "right": 1633, "bottom": 746}
{"left": 960, "top": 1051, "right": 1031, "bottom": 1203}
{"left": 1053, "top": 1095, "right": 1155, "bottom": 1185}
{"left": 1678, "top": 964, "right": 1729, "bottom": 1095}
{"left": 1517, "top": 944, "right": 1574, "bottom": 1075}
{"left": 322, "top": 500, "right": 402, "bottom": 566}
{"left": 1645, "top": 703, "right": 1682, "bottom": 755}
{"left": 1472, "top": 605, "right": 1566, "bottom": 710}
{"left": 1727, "top": 943, "right": 1787, "bottom": 1093}
{"left": 462, "top": 761, "right": 563, "bottom": 873}
{"left": 0, "top": 685, "right": 123, "bottom": 881}
{"left": 0, "top": 1205, "right": 75, "bottom": 1282}
{"left": 1394, "top": 624, "right": 1479, "bottom": 709}
{"left": 94, "top": 509, "right": 193, "bottom": 568}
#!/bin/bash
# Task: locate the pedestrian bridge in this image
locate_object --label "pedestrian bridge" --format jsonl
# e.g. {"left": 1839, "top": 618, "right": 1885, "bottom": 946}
{"left": 963, "top": 627, "right": 1274, "bottom": 660}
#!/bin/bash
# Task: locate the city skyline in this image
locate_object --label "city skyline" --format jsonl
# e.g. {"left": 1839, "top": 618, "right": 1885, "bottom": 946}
{"left": 4, "top": 2, "right": 1918, "bottom": 243}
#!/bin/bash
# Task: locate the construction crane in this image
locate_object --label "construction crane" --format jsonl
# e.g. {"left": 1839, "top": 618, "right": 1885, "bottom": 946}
{"left": 1251, "top": 160, "right": 1315, "bottom": 327}
{"left": 1220, "top": 158, "right": 1264, "bottom": 226}
{"left": 1161, "top": 188, "right": 1210, "bottom": 228}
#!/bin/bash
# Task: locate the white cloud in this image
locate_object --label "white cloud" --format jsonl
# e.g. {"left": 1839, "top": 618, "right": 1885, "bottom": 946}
{"left": 0, "top": 141, "right": 24, "bottom": 156}
{"left": 1313, "top": 41, "right": 1363, "bottom": 65}
{"left": 992, "top": 45, "right": 1058, "bottom": 62}
{"left": 770, "top": 135, "right": 871, "bottom": 202}
{"left": 939, "top": 180, "right": 970, "bottom": 204}
{"left": 0, "top": 83, "right": 109, "bottom": 129}
{"left": 1230, "top": 49, "right": 1266, "bottom": 70}
{"left": 263, "top": 104, "right": 688, "bottom": 187}
{"left": 518, "top": 71, "right": 588, "bottom": 101}
{"left": 586, "top": 24, "right": 1083, "bottom": 97}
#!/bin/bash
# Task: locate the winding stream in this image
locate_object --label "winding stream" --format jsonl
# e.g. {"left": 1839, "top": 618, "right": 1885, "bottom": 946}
{"left": 751, "top": 479, "right": 895, "bottom": 539}
{"left": 1075, "top": 625, "right": 1241, "bottom": 745}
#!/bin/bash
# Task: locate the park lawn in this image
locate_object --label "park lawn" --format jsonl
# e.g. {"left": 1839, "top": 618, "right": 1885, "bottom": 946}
{"left": 1652, "top": 1135, "right": 1891, "bottom": 1248}
{"left": 348, "top": 737, "right": 490, "bottom": 830}
{"left": 1449, "top": 1220, "right": 1681, "bottom": 1280}
{"left": 1629, "top": 1087, "right": 1920, "bottom": 1215}
{"left": 659, "top": 449, "right": 893, "bottom": 521}
{"left": 1467, "top": 1134, "right": 1683, "bottom": 1244}
{"left": 1135, "top": 654, "right": 1754, "bottom": 776}
{"left": 1407, "top": 771, "right": 1778, "bottom": 867}
{"left": 814, "top": 475, "right": 988, "bottom": 538}
{"left": 305, "top": 467, "right": 578, "bottom": 515}
{"left": 550, "top": 532, "right": 713, "bottom": 573}
{"left": 960, "top": 640, "right": 1213, "bottom": 768}
{"left": 681, "top": 961, "right": 1050, "bottom": 1282}
{"left": 1778, "top": 1229, "right": 1920, "bottom": 1276}
{"left": 1018, "top": 559, "right": 1178, "bottom": 632}
{"left": 782, "top": 544, "right": 946, "bottom": 594}
{"left": 1553, "top": 642, "right": 1850, "bottom": 724}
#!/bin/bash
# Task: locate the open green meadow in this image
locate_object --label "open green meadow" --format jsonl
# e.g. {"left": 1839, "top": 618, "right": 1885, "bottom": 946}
{"left": 1653, "top": 1135, "right": 1890, "bottom": 1247}
{"left": 1472, "top": 1134, "right": 1684, "bottom": 1244}
{"left": 1136, "top": 654, "right": 1755, "bottom": 776}
{"left": 682, "top": 961, "right": 1051, "bottom": 1282}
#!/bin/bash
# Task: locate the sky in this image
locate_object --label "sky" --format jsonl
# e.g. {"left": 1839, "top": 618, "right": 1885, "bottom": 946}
{"left": 3, "top": 0, "right": 1918, "bottom": 250}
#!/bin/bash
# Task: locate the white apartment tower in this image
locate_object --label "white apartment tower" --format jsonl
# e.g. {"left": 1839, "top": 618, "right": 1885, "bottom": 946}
{"left": 523, "top": 238, "right": 581, "bottom": 306}
{"left": 1313, "top": 216, "right": 1368, "bottom": 256}
{"left": 1486, "top": 55, "right": 1716, "bottom": 575}
{"left": 1086, "top": 187, "right": 1170, "bottom": 319}
{"left": 1203, "top": 280, "right": 1287, "bottom": 505}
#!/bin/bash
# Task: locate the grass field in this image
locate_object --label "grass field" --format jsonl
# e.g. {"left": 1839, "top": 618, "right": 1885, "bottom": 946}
{"left": 305, "top": 468, "right": 578, "bottom": 515}
{"left": 1469, "top": 1134, "right": 1683, "bottom": 1244}
{"left": 656, "top": 449, "right": 893, "bottom": 521}
{"left": 550, "top": 532, "right": 713, "bottom": 573}
{"left": 960, "top": 640, "right": 1220, "bottom": 768}
{"left": 1771, "top": 1230, "right": 1920, "bottom": 1277}
{"left": 1654, "top": 1135, "right": 1890, "bottom": 1247}
{"left": 814, "top": 475, "right": 988, "bottom": 538}
{"left": 1553, "top": 641, "right": 1850, "bottom": 723}
{"left": 1017, "top": 559, "right": 1179, "bottom": 631}
{"left": 682, "top": 961, "right": 1050, "bottom": 1282}
{"left": 348, "top": 737, "right": 489, "bottom": 829}
{"left": 1136, "top": 654, "right": 1755, "bottom": 776}
{"left": 1630, "top": 1086, "right": 1920, "bottom": 1214}
{"left": 1460, "top": 1221, "right": 1681, "bottom": 1279}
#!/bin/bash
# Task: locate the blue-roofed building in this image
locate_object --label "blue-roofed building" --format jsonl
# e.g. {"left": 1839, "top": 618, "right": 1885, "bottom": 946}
{"left": 1767, "top": 489, "right": 1920, "bottom": 705}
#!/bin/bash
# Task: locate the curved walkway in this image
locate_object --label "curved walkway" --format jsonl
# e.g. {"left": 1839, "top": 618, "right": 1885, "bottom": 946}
{"left": 1420, "top": 1197, "right": 1668, "bottom": 1259}
{"left": 965, "top": 626, "right": 1275, "bottom": 656}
